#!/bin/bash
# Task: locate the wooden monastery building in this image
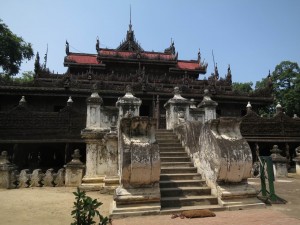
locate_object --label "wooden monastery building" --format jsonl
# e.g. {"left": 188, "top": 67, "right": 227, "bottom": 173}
{"left": 0, "top": 21, "right": 299, "bottom": 171}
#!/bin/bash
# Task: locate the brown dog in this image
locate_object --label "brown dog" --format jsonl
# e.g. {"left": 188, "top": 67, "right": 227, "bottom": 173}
{"left": 171, "top": 209, "right": 216, "bottom": 219}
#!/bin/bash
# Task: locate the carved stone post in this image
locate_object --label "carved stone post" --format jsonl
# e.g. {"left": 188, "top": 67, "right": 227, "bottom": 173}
{"left": 65, "top": 149, "right": 85, "bottom": 187}
{"left": 0, "top": 151, "right": 17, "bottom": 189}
{"left": 115, "top": 85, "right": 142, "bottom": 186}
{"left": 164, "top": 87, "right": 190, "bottom": 130}
{"left": 270, "top": 145, "right": 288, "bottom": 177}
{"left": 116, "top": 85, "right": 142, "bottom": 122}
{"left": 293, "top": 146, "right": 300, "bottom": 175}
{"left": 198, "top": 89, "right": 218, "bottom": 123}
{"left": 81, "top": 91, "right": 110, "bottom": 190}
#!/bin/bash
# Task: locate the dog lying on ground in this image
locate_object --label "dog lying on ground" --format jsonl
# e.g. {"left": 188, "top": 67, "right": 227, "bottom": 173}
{"left": 171, "top": 209, "right": 216, "bottom": 219}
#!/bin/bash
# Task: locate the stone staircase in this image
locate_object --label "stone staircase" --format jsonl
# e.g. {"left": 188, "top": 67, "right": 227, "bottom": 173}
{"left": 156, "top": 129, "right": 223, "bottom": 214}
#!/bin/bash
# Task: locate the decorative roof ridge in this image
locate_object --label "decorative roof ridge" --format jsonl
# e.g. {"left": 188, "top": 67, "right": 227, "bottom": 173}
{"left": 67, "top": 52, "right": 98, "bottom": 57}
{"left": 177, "top": 59, "right": 199, "bottom": 63}
{"left": 100, "top": 48, "right": 178, "bottom": 56}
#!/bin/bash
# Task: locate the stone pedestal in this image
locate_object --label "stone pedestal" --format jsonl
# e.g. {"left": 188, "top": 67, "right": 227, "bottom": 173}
{"left": 65, "top": 149, "right": 85, "bottom": 187}
{"left": 81, "top": 130, "right": 108, "bottom": 190}
{"left": 111, "top": 117, "right": 161, "bottom": 217}
{"left": 270, "top": 145, "right": 288, "bottom": 178}
{"left": 164, "top": 87, "right": 190, "bottom": 130}
{"left": 0, "top": 151, "right": 17, "bottom": 189}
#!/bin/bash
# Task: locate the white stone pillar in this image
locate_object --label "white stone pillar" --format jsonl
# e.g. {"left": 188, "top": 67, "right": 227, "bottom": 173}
{"left": 270, "top": 145, "right": 288, "bottom": 178}
{"left": 164, "top": 87, "right": 190, "bottom": 130}
{"left": 198, "top": 89, "right": 218, "bottom": 123}
{"left": 116, "top": 85, "right": 142, "bottom": 121}
{"left": 81, "top": 91, "right": 109, "bottom": 190}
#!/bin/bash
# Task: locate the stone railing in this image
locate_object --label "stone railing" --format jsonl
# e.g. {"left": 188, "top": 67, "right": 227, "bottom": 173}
{"left": 0, "top": 149, "right": 85, "bottom": 189}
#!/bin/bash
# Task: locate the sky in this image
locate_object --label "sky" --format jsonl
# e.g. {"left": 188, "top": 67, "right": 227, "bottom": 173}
{"left": 1, "top": 0, "right": 299, "bottom": 85}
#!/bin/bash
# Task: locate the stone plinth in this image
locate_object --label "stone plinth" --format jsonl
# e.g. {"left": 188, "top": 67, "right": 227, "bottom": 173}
{"left": 270, "top": 145, "right": 288, "bottom": 178}
{"left": 164, "top": 87, "right": 190, "bottom": 130}
{"left": 65, "top": 149, "right": 85, "bottom": 187}
{"left": 111, "top": 116, "right": 160, "bottom": 217}
{"left": 81, "top": 130, "right": 108, "bottom": 190}
{"left": 0, "top": 151, "right": 17, "bottom": 189}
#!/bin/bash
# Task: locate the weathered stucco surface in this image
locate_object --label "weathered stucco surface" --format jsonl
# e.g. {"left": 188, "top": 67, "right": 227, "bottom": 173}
{"left": 112, "top": 116, "right": 161, "bottom": 215}
{"left": 175, "top": 118, "right": 253, "bottom": 199}
{"left": 119, "top": 117, "right": 160, "bottom": 188}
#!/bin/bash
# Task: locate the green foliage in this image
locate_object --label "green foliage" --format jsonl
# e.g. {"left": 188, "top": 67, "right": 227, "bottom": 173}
{"left": 232, "top": 82, "right": 253, "bottom": 93}
{"left": 271, "top": 61, "right": 300, "bottom": 116}
{"left": 0, "top": 71, "right": 34, "bottom": 85}
{"left": 71, "top": 188, "right": 110, "bottom": 225}
{"left": 255, "top": 77, "right": 268, "bottom": 89}
{"left": 13, "top": 71, "right": 34, "bottom": 83}
{"left": 255, "top": 61, "right": 300, "bottom": 117}
{"left": 0, "top": 19, "right": 34, "bottom": 76}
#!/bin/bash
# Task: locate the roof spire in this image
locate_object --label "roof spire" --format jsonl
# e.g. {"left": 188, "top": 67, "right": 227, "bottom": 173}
{"left": 129, "top": 5, "right": 132, "bottom": 31}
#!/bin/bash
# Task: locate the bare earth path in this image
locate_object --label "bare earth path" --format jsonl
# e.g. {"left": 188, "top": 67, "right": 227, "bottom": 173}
{"left": 1, "top": 176, "right": 300, "bottom": 225}
{"left": 0, "top": 187, "right": 113, "bottom": 225}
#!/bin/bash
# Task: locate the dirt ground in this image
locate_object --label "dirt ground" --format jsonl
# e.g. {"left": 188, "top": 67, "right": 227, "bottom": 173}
{"left": 0, "top": 187, "right": 113, "bottom": 225}
{"left": 1, "top": 176, "right": 300, "bottom": 225}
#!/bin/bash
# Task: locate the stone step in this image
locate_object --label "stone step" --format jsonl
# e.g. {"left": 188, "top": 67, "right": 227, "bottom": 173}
{"left": 156, "top": 139, "right": 179, "bottom": 145}
{"left": 110, "top": 201, "right": 161, "bottom": 218}
{"left": 160, "top": 204, "right": 225, "bottom": 214}
{"left": 161, "top": 167, "right": 197, "bottom": 174}
{"left": 156, "top": 132, "right": 177, "bottom": 136}
{"left": 160, "top": 152, "right": 187, "bottom": 157}
{"left": 161, "top": 162, "right": 194, "bottom": 167}
{"left": 160, "top": 173, "right": 202, "bottom": 181}
{"left": 161, "top": 195, "right": 218, "bottom": 207}
{"left": 160, "top": 157, "right": 191, "bottom": 162}
{"left": 160, "top": 186, "right": 211, "bottom": 197}
{"left": 156, "top": 135, "right": 179, "bottom": 142}
{"left": 156, "top": 129, "right": 173, "bottom": 134}
{"left": 160, "top": 179, "right": 206, "bottom": 188}
{"left": 158, "top": 143, "right": 182, "bottom": 148}
{"left": 159, "top": 147, "right": 185, "bottom": 152}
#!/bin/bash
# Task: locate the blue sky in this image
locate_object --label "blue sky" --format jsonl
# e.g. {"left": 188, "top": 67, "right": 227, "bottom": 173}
{"left": 1, "top": 0, "right": 299, "bottom": 85}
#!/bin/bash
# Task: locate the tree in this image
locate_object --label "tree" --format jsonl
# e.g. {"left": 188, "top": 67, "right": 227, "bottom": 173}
{"left": 232, "top": 82, "right": 253, "bottom": 93}
{"left": 0, "top": 19, "right": 34, "bottom": 76}
{"left": 13, "top": 71, "right": 34, "bottom": 83}
{"left": 256, "top": 61, "right": 300, "bottom": 117}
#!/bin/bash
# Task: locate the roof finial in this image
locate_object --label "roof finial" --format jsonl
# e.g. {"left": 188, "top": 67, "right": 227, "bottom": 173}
{"left": 44, "top": 44, "right": 48, "bottom": 70}
{"left": 129, "top": 5, "right": 132, "bottom": 31}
